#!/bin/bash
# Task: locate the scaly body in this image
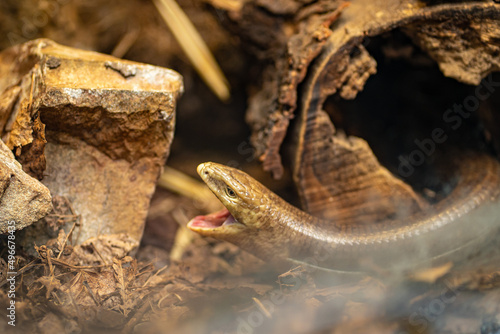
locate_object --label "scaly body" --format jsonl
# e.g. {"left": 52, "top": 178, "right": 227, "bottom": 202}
{"left": 188, "top": 153, "right": 500, "bottom": 272}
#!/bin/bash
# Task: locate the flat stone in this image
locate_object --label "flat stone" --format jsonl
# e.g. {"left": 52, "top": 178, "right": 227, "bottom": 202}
{"left": 0, "top": 139, "right": 52, "bottom": 233}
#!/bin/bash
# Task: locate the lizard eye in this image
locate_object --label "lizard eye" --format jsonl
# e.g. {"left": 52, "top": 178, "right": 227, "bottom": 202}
{"left": 225, "top": 186, "right": 236, "bottom": 198}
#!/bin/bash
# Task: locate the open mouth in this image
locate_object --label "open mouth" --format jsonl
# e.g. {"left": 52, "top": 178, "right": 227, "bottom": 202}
{"left": 187, "top": 208, "right": 238, "bottom": 229}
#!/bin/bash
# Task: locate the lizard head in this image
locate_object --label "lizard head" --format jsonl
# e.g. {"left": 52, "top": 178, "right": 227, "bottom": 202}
{"left": 187, "top": 162, "right": 288, "bottom": 259}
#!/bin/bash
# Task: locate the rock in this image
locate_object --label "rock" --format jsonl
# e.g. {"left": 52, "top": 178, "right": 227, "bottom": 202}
{"left": 0, "top": 39, "right": 183, "bottom": 249}
{"left": 0, "top": 139, "right": 52, "bottom": 233}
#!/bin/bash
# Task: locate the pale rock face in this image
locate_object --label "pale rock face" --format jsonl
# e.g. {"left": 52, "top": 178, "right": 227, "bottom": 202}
{"left": 0, "top": 139, "right": 52, "bottom": 233}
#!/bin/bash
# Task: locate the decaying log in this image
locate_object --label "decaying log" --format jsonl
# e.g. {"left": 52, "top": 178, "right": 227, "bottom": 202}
{"left": 213, "top": 0, "right": 500, "bottom": 223}
{"left": 293, "top": 1, "right": 500, "bottom": 222}
{"left": 0, "top": 39, "right": 183, "bottom": 249}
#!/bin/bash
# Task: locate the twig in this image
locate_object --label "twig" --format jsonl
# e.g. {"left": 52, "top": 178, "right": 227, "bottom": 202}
{"left": 90, "top": 241, "right": 108, "bottom": 266}
{"left": 0, "top": 260, "right": 39, "bottom": 287}
{"left": 57, "top": 219, "right": 78, "bottom": 259}
{"left": 64, "top": 196, "right": 82, "bottom": 245}
{"left": 47, "top": 257, "right": 110, "bottom": 270}
{"left": 142, "top": 264, "right": 168, "bottom": 288}
{"left": 111, "top": 28, "right": 140, "bottom": 58}
{"left": 253, "top": 297, "right": 272, "bottom": 319}
{"left": 122, "top": 299, "right": 152, "bottom": 334}
{"left": 82, "top": 279, "right": 101, "bottom": 306}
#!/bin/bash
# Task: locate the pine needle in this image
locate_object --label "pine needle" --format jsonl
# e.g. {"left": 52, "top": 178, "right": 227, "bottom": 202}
{"left": 158, "top": 166, "right": 220, "bottom": 212}
{"left": 153, "top": 0, "right": 230, "bottom": 101}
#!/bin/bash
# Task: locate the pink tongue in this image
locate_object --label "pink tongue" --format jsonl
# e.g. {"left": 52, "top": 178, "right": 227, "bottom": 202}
{"left": 188, "top": 208, "right": 231, "bottom": 228}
